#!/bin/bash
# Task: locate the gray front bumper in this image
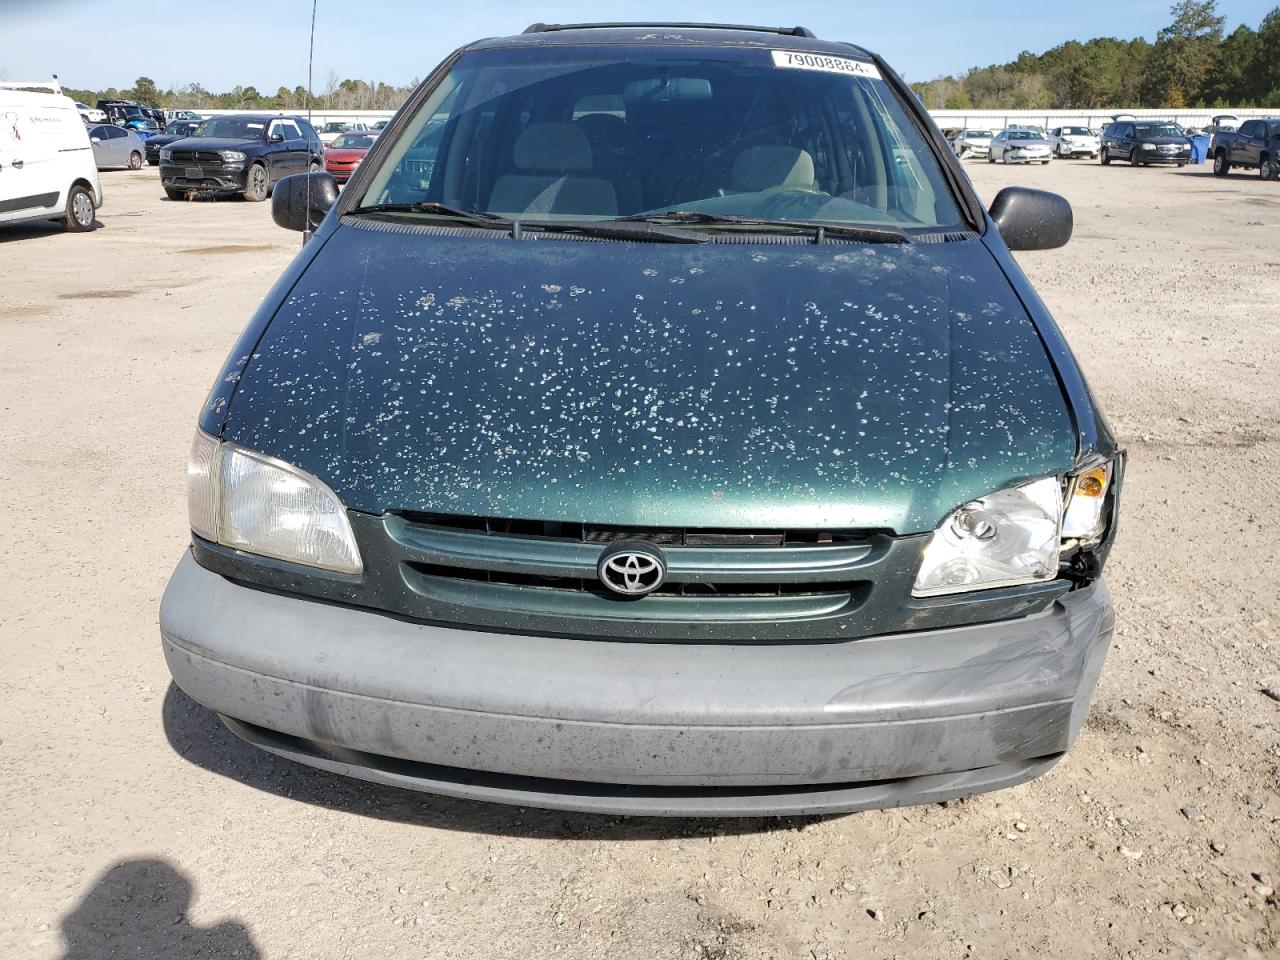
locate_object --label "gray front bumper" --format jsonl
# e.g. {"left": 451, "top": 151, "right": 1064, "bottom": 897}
{"left": 160, "top": 551, "right": 1114, "bottom": 816}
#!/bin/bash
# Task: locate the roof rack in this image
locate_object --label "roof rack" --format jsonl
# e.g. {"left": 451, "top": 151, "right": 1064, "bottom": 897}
{"left": 522, "top": 22, "right": 817, "bottom": 39}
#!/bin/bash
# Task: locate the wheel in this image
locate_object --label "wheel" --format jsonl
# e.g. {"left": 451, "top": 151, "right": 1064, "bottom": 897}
{"left": 1213, "top": 151, "right": 1230, "bottom": 177}
{"left": 308, "top": 160, "right": 321, "bottom": 174}
{"left": 1101, "top": 148, "right": 1110, "bottom": 165}
{"left": 243, "top": 163, "right": 269, "bottom": 202}
{"left": 164, "top": 187, "right": 186, "bottom": 201}
{"left": 1129, "top": 148, "right": 1142, "bottom": 166}
{"left": 1041, "top": 160, "right": 1051, "bottom": 165}
{"left": 987, "top": 152, "right": 995, "bottom": 164}
{"left": 1260, "top": 154, "right": 1273, "bottom": 181}
{"left": 1268, "top": 154, "right": 1280, "bottom": 181}
{"left": 64, "top": 183, "right": 95, "bottom": 232}
{"left": 1177, "top": 161, "right": 1187, "bottom": 168}
{"left": 128, "top": 151, "right": 142, "bottom": 170}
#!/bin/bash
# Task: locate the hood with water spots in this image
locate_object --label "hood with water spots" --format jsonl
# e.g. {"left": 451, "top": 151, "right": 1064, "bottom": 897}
{"left": 223, "top": 223, "right": 1075, "bottom": 534}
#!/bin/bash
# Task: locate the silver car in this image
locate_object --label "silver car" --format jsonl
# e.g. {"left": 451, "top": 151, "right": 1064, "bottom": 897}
{"left": 951, "top": 128, "right": 994, "bottom": 159}
{"left": 989, "top": 129, "right": 1053, "bottom": 165}
{"left": 88, "top": 124, "right": 146, "bottom": 170}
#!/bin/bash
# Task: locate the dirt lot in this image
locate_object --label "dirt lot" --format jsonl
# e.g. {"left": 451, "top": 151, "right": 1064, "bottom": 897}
{"left": 1, "top": 157, "right": 1277, "bottom": 960}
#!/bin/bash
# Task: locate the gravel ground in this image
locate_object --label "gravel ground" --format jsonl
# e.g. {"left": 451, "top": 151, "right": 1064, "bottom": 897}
{"left": 0, "top": 158, "right": 1277, "bottom": 960}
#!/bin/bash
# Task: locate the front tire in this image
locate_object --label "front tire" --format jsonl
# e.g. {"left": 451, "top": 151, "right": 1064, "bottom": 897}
{"left": 1129, "top": 148, "right": 1142, "bottom": 167}
{"left": 1260, "top": 154, "right": 1274, "bottom": 181}
{"left": 128, "top": 151, "right": 142, "bottom": 170}
{"left": 243, "top": 163, "right": 269, "bottom": 202}
{"left": 1101, "top": 148, "right": 1110, "bottom": 166}
{"left": 308, "top": 160, "right": 321, "bottom": 174}
{"left": 1213, "top": 151, "right": 1230, "bottom": 177}
{"left": 64, "top": 184, "right": 95, "bottom": 232}
{"left": 164, "top": 187, "right": 186, "bottom": 201}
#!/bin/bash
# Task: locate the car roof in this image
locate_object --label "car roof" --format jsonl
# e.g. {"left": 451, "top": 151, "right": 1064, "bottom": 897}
{"left": 467, "top": 22, "right": 874, "bottom": 60}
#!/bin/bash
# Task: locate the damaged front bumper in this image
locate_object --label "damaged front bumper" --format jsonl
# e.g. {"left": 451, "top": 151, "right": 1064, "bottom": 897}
{"left": 160, "top": 551, "right": 1114, "bottom": 816}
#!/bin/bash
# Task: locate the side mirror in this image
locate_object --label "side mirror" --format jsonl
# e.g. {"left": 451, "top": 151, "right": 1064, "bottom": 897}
{"left": 271, "top": 172, "right": 339, "bottom": 233}
{"left": 268, "top": 133, "right": 284, "bottom": 143}
{"left": 91, "top": 136, "right": 101, "bottom": 143}
{"left": 989, "top": 186, "right": 1073, "bottom": 251}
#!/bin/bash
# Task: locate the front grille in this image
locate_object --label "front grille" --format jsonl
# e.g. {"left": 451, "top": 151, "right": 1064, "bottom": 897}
{"left": 382, "top": 513, "right": 885, "bottom": 631}
{"left": 168, "top": 149, "right": 224, "bottom": 164}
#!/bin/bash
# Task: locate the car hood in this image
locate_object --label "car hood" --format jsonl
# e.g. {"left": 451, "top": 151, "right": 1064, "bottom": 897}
{"left": 224, "top": 223, "right": 1076, "bottom": 533}
{"left": 325, "top": 149, "right": 368, "bottom": 161}
{"left": 1140, "top": 136, "right": 1187, "bottom": 145}
{"left": 147, "top": 134, "right": 185, "bottom": 148}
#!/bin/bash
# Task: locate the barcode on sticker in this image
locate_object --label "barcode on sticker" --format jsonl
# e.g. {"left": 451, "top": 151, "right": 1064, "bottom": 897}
{"left": 771, "top": 50, "right": 882, "bottom": 79}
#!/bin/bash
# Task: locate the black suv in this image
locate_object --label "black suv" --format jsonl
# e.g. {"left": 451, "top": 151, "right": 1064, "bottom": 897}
{"left": 144, "top": 119, "right": 202, "bottom": 165}
{"left": 1100, "top": 120, "right": 1190, "bottom": 166}
{"left": 158, "top": 113, "right": 323, "bottom": 201}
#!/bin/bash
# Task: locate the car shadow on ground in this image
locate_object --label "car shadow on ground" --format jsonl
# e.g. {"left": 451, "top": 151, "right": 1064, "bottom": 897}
{"left": 0, "top": 219, "right": 103, "bottom": 243}
{"left": 161, "top": 683, "right": 833, "bottom": 840}
{"left": 59, "top": 858, "right": 260, "bottom": 960}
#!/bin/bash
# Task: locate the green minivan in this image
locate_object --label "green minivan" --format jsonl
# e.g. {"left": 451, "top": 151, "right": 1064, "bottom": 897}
{"left": 161, "top": 23, "right": 1122, "bottom": 816}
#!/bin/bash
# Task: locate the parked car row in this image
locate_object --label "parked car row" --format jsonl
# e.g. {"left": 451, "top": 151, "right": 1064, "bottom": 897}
{"left": 947, "top": 125, "right": 1101, "bottom": 164}
{"left": 948, "top": 115, "right": 1278, "bottom": 177}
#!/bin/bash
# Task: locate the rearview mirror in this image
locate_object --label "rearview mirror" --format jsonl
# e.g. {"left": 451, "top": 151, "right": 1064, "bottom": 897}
{"left": 988, "top": 186, "right": 1073, "bottom": 251}
{"left": 271, "top": 172, "right": 339, "bottom": 233}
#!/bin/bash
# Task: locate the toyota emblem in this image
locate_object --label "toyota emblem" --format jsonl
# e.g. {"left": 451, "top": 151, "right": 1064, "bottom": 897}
{"left": 597, "top": 542, "right": 666, "bottom": 596}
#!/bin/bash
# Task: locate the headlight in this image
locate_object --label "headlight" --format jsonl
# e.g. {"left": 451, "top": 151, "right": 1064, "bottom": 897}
{"left": 187, "top": 429, "right": 363, "bottom": 574}
{"left": 913, "top": 477, "right": 1062, "bottom": 597}
{"left": 1141, "top": 143, "right": 1156, "bottom": 150}
{"left": 220, "top": 150, "right": 247, "bottom": 162}
{"left": 159, "top": 147, "right": 172, "bottom": 161}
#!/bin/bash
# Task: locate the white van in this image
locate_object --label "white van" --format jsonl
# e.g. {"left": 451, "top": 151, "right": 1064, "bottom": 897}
{"left": 0, "top": 83, "right": 102, "bottom": 232}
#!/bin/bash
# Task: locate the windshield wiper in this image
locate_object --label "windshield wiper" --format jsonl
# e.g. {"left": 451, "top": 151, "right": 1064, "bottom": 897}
{"left": 621, "top": 210, "right": 909, "bottom": 244}
{"left": 349, "top": 202, "right": 511, "bottom": 228}
{"left": 520, "top": 219, "right": 707, "bottom": 244}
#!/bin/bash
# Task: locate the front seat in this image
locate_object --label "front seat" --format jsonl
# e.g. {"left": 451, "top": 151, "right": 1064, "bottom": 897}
{"left": 488, "top": 122, "right": 618, "bottom": 217}
{"left": 729, "top": 145, "right": 818, "bottom": 193}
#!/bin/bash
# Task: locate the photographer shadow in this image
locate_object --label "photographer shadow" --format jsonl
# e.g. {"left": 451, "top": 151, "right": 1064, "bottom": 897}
{"left": 60, "top": 859, "right": 259, "bottom": 960}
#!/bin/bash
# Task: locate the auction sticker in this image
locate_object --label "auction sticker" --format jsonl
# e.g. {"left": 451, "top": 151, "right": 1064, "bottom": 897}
{"left": 771, "top": 50, "right": 882, "bottom": 79}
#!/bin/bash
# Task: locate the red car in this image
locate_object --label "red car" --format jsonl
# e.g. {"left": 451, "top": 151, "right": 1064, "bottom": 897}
{"left": 323, "top": 131, "right": 378, "bottom": 183}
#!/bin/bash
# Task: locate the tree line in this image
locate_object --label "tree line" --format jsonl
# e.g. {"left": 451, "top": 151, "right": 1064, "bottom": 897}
{"left": 912, "top": 1, "right": 1280, "bottom": 110}
{"left": 60, "top": 71, "right": 414, "bottom": 114}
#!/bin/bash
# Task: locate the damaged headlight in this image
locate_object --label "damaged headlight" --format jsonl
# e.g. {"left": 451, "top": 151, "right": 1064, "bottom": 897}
{"left": 1061, "top": 462, "right": 1114, "bottom": 547}
{"left": 914, "top": 462, "right": 1119, "bottom": 597}
{"left": 913, "top": 477, "right": 1062, "bottom": 597}
{"left": 187, "top": 429, "right": 363, "bottom": 574}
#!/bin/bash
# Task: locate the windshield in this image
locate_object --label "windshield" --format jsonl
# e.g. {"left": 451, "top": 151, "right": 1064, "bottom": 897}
{"left": 1007, "top": 131, "right": 1041, "bottom": 141}
{"left": 1062, "top": 127, "right": 1091, "bottom": 135}
{"left": 964, "top": 129, "right": 993, "bottom": 138}
{"left": 332, "top": 133, "right": 376, "bottom": 150}
{"left": 358, "top": 45, "right": 966, "bottom": 230}
{"left": 193, "top": 117, "right": 265, "bottom": 140}
{"left": 323, "top": 122, "right": 353, "bottom": 133}
{"left": 1135, "top": 124, "right": 1182, "bottom": 138}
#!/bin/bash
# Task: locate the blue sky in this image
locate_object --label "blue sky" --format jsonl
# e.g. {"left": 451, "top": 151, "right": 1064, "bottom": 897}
{"left": 2, "top": 0, "right": 1275, "bottom": 91}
